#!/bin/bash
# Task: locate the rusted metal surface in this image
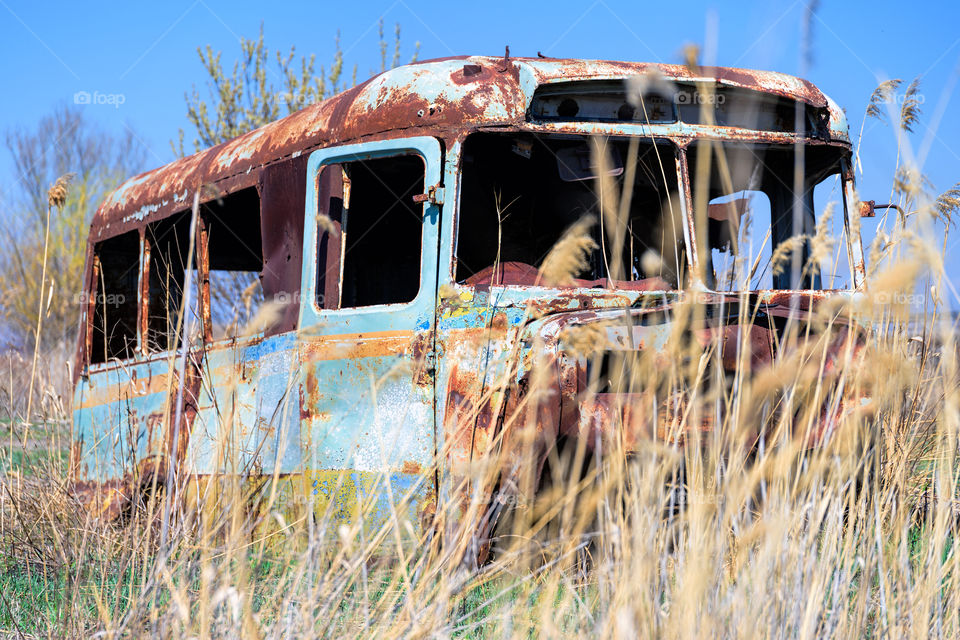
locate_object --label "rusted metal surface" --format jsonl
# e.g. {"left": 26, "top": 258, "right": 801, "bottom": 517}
{"left": 258, "top": 154, "right": 309, "bottom": 334}
{"left": 89, "top": 56, "right": 848, "bottom": 242}
{"left": 432, "top": 283, "right": 864, "bottom": 542}
{"left": 71, "top": 56, "right": 867, "bottom": 558}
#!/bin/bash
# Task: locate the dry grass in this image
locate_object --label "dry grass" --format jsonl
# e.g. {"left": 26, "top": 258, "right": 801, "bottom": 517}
{"left": 1, "top": 302, "right": 955, "bottom": 639}
{"left": 1, "top": 79, "right": 958, "bottom": 640}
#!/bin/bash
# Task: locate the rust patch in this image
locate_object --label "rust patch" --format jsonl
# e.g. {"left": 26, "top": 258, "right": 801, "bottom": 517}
{"left": 401, "top": 460, "right": 423, "bottom": 475}
{"left": 300, "top": 331, "right": 414, "bottom": 362}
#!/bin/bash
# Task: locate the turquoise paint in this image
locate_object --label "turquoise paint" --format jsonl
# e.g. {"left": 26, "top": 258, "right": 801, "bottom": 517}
{"left": 189, "top": 331, "right": 302, "bottom": 476}
{"left": 358, "top": 59, "right": 520, "bottom": 123}
{"left": 296, "top": 137, "right": 441, "bottom": 493}
{"left": 73, "top": 357, "right": 174, "bottom": 482}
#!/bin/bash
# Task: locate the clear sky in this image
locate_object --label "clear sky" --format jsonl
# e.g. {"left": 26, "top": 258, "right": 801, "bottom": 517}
{"left": 2, "top": 0, "right": 958, "bottom": 303}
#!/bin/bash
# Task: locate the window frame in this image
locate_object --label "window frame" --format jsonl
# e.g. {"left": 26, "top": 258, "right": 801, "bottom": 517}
{"left": 195, "top": 186, "right": 267, "bottom": 346}
{"left": 300, "top": 136, "right": 443, "bottom": 328}
{"left": 143, "top": 210, "right": 203, "bottom": 356}
{"left": 450, "top": 131, "right": 691, "bottom": 293}
{"left": 86, "top": 229, "right": 144, "bottom": 368}
{"left": 681, "top": 140, "right": 855, "bottom": 293}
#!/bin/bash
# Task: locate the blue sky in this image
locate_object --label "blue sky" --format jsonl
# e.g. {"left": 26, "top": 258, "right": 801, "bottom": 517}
{"left": 2, "top": 0, "right": 959, "bottom": 302}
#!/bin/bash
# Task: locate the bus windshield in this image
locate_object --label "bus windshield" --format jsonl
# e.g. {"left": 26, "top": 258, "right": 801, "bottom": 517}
{"left": 455, "top": 132, "right": 685, "bottom": 290}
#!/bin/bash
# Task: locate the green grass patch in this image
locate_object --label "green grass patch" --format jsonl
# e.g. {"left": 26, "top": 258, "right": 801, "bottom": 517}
{"left": 1, "top": 446, "right": 68, "bottom": 477}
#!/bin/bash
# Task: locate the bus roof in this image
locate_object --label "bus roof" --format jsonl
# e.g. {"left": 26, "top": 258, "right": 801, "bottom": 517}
{"left": 92, "top": 55, "right": 848, "bottom": 240}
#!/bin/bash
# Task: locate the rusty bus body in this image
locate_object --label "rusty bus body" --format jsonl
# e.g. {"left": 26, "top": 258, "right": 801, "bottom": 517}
{"left": 70, "top": 55, "right": 866, "bottom": 539}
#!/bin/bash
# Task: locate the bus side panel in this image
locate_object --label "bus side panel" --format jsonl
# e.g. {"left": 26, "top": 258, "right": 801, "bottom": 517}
{"left": 71, "top": 357, "right": 177, "bottom": 515}
{"left": 187, "top": 331, "right": 300, "bottom": 476}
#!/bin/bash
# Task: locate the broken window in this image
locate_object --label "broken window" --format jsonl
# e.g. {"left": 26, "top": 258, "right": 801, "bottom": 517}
{"left": 529, "top": 80, "right": 677, "bottom": 124}
{"left": 813, "top": 172, "right": 851, "bottom": 289}
{"left": 689, "top": 141, "right": 844, "bottom": 290}
{"left": 90, "top": 231, "right": 140, "bottom": 364}
{"left": 317, "top": 155, "right": 425, "bottom": 309}
{"left": 527, "top": 81, "right": 828, "bottom": 136}
{"left": 676, "top": 87, "right": 823, "bottom": 133}
{"left": 455, "top": 133, "right": 683, "bottom": 289}
{"left": 146, "top": 212, "right": 201, "bottom": 353}
{"left": 707, "top": 190, "right": 774, "bottom": 291}
{"left": 201, "top": 187, "right": 264, "bottom": 340}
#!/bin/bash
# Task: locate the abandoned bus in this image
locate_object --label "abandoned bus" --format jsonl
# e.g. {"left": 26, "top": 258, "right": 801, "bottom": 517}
{"left": 70, "top": 56, "right": 868, "bottom": 543}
